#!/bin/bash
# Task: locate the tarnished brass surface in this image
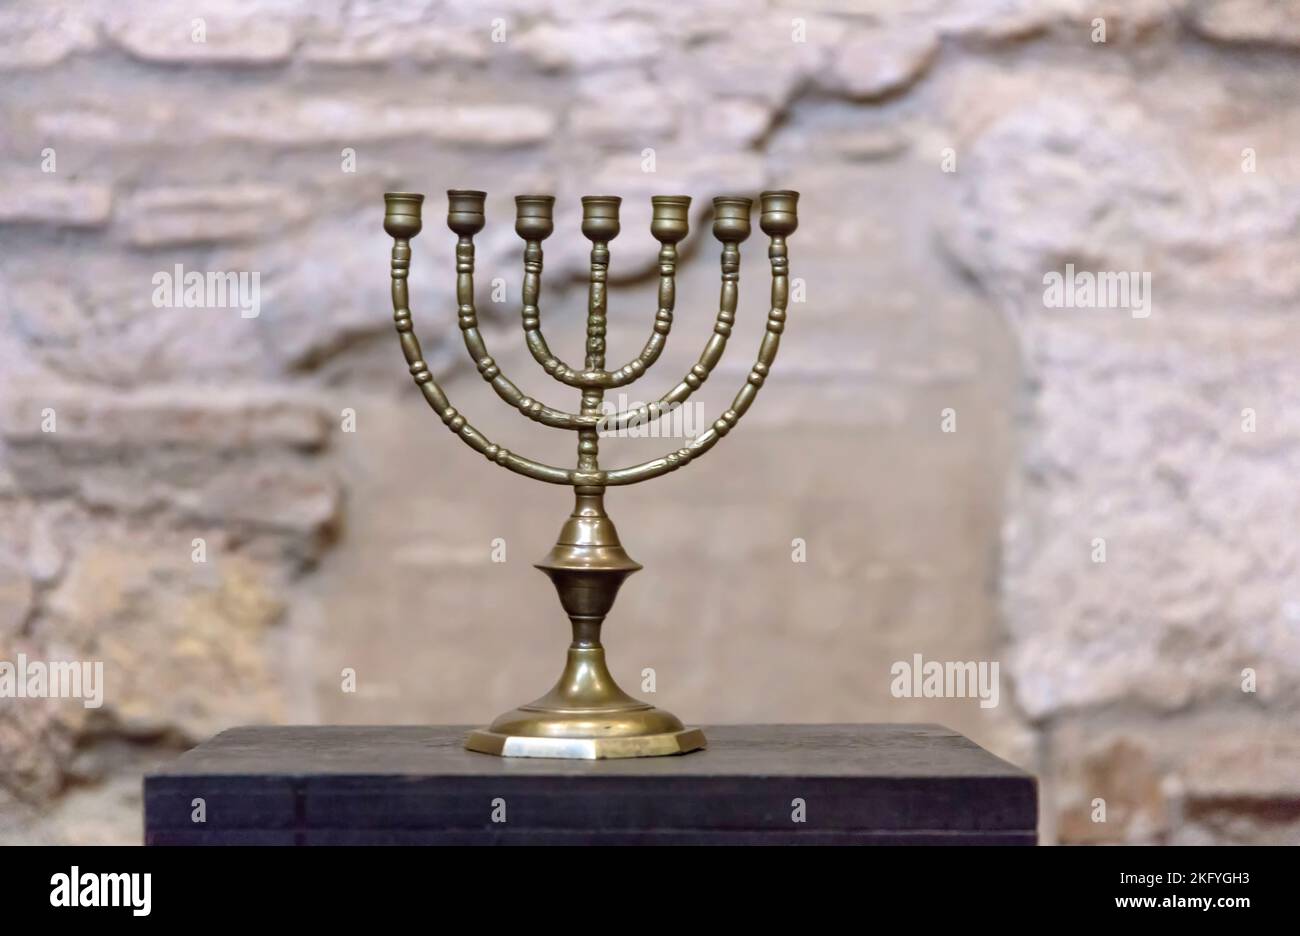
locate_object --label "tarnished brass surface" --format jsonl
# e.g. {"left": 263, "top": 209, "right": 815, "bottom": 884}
{"left": 465, "top": 727, "right": 707, "bottom": 760}
{"left": 384, "top": 188, "right": 798, "bottom": 758}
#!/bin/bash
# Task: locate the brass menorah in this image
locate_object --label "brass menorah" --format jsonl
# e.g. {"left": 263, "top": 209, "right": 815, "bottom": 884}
{"left": 383, "top": 188, "right": 798, "bottom": 758}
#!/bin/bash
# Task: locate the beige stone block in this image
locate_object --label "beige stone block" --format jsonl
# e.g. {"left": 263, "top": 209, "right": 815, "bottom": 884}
{"left": 0, "top": 3, "right": 98, "bottom": 70}
{"left": 0, "top": 179, "right": 112, "bottom": 228}
{"left": 105, "top": 11, "right": 296, "bottom": 65}
{"left": 514, "top": 20, "right": 662, "bottom": 71}
{"left": 1188, "top": 0, "right": 1300, "bottom": 47}
{"left": 202, "top": 98, "right": 557, "bottom": 147}
{"left": 119, "top": 185, "right": 300, "bottom": 247}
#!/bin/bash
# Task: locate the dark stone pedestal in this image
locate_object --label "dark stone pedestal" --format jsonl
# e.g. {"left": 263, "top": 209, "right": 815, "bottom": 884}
{"left": 144, "top": 723, "right": 1037, "bottom": 845}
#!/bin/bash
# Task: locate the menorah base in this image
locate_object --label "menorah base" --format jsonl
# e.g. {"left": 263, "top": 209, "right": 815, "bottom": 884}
{"left": 461, "top": 493, "right": 707, "bottom": 759}
{"left": 465, "top": 725, "right": 706, "bottom": 759}
{"left": 464, "top": 643, "right": 706, "bottom": 759}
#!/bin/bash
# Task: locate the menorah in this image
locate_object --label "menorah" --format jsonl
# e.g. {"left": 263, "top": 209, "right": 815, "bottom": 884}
{"left": 383, "top": 187, "right": 798, "bottom": 758}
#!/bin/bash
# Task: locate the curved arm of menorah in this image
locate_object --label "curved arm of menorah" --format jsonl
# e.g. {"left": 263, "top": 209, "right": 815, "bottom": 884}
{"left": 603, "top": 196, "right": 748, "bottom": 432}
{"left": 602, "top": 243, "right": 678, "bottom": 388}
{"left": 520, "top": 253, "right": 586, "bottom": 387}
{"left": 602, "top": 196, "right": 692, "bottom": 389}
{"left": 514, "top": 197, "right": 587, "bottom": 387}
{"left": 600, "top": 192, "right": 798, "bottom": 486}
{"left": 442, "top": 192, "right": 598, "bottom": 430}
{"left": 385, "top": 193, "right": 575, "bottom": 485}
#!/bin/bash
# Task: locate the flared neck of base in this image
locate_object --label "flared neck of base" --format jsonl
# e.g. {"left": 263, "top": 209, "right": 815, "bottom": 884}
{"left": 523, "top": 644, "right": 647, "bottom": 713}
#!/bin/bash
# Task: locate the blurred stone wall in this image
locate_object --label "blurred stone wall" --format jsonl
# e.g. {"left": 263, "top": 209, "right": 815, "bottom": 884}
{"left": 0, "top": 0, "right": 1296, "bottom": 844}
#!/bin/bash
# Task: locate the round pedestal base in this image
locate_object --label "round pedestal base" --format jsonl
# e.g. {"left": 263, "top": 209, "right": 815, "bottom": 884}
{"left": 466, "top": 725, "right": 706, "bottom": 759}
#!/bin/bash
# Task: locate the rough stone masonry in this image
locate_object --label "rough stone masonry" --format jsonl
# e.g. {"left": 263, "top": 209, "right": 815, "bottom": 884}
{"left": 0, "top": 0, "right": 1297, "bottom": 844}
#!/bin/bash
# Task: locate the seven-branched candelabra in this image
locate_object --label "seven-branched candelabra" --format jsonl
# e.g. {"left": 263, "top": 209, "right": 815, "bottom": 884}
{"left": 384, "top": 189, "right": 798, "bottom": 758}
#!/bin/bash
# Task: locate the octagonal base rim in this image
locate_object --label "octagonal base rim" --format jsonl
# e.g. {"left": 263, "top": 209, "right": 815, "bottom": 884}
{"left": 465, "top": 727, "right": 706, "bottom": 760}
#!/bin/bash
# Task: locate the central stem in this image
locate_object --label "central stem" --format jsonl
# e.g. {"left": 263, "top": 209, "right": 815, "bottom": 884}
{"left": 578, "top": 236, "right": 608, "bottom": 480}
{"left": 538, "top": 233, "right": 637, "bottom": 700}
